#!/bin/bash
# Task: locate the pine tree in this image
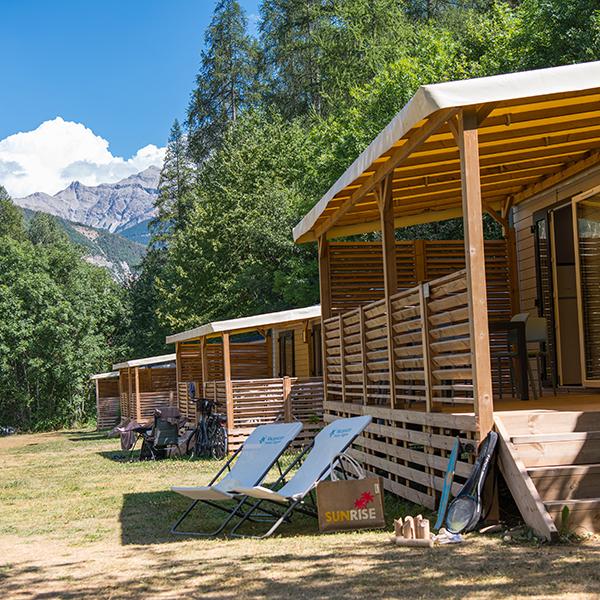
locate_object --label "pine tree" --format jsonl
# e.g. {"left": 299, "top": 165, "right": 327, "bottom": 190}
{"left": 0, "top": 186, "right": 27, "bottom": 242}
{"left": 187, "top": 0, "right": 256, "bottom": 164}
{"left": 259, "top": 0, "right": 326, "bottom": 118}
{"left": 152, "top": 119, "right": 193, "bottom": 242}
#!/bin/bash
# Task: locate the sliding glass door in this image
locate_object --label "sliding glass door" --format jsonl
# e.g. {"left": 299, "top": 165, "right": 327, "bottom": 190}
{"left": 573, "top": 190, "right": 600, "bottom": 386}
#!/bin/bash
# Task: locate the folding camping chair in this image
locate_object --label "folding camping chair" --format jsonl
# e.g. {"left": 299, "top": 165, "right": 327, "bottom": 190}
{"left": 229, "top": 415, "right": 372, "bottom": 539}
{"left": 170, "top": 421, "right": 303, "bottom": 537}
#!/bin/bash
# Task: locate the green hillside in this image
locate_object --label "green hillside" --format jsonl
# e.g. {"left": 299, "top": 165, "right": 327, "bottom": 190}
{"left": 21, "top": 208, "right": 146, "bottom": 281}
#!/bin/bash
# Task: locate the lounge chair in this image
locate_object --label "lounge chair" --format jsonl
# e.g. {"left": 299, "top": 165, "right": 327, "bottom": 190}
{"left": 170, "top": 421, "right": 303, "bottom": 536}
{"left": 230, "top": 415, "right": 372, "bottom": 538}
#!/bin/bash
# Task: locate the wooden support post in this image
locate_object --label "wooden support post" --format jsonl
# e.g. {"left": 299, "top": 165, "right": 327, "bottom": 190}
{"left": 127, "top": 367, "right": 133, "bottom": 420}
{"left": 506, "top": 226, "right": 520, "bottom": 315}
{"left": 283, "top": 375, "right": 292, "bottom": 422}
{"left": 200, "top": 338, "right": 208, "bottom": 387}
{"left": 94, "top": 379, "right": 101, "bottom": 430}
{"left": 377, "top": 175, "right": 398, "bottom": 408}
{"left": 419, "top": 283, "right": 433, "bottom": 412}
{"left": 415, "top": 239, "right": 426, "bottom": 282}
{"left": 175, "top": 342, "right": 183, "bottom": 418}
{"left": 222, "top": 332, "right": 234, "bottom": 434}
{"left": 358, "top": 306, "right": 368, "bottom": 405}
{"left": 318, "top": 236, "right": 331, "bottom": 404}
{"left": 134, "top": 367, "right": 141, "bottom": 422}
{"left": 318, "top": 237, "right": 332, "bottom": 320}
{"left": 457, "top": 109, "right": 494, "bottom": 438}
{"left": 339, "top": 314, "right": 346, "bottom": 402}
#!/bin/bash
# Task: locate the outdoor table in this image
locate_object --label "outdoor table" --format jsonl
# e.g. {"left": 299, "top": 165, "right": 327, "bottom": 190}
{"left": 488, "top": 320, "right": 529, "bottom": 401}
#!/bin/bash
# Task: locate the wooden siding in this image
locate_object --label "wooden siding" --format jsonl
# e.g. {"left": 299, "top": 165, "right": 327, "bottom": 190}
{"left": 119, "top": 366, "right": 177, "bottom": 422}
{"left": 513, "top": 163, "right": 600, "bottom": 316}
{"left": 96, "top": 378, "right": 120, "bottom": 430}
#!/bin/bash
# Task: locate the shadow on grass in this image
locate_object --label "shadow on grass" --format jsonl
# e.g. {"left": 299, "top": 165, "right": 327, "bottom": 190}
{"left": 119, "top": 490, "right": 419, "bottom": 545}
{"left": 5, "top": 533, "right": 600, "bottom": 600}
{"left": 66, "top": 431, "right": 113, "bottom": 442}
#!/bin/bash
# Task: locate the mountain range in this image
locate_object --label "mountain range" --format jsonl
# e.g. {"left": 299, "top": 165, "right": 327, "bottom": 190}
{"left": 15, "top": 166, "right": 160, "bottom": 239}
{"left": 11, "top": 166, "right": 162, "bottom": 280}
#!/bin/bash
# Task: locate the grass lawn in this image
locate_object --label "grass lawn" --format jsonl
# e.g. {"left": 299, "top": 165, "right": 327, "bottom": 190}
{"left": 0, "top": 429, "right": 598, "bottom": 599}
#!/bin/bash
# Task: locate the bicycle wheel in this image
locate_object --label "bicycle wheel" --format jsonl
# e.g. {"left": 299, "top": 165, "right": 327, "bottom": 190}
{"left": 210, "top": 423, "right": 228, "bottom": 460}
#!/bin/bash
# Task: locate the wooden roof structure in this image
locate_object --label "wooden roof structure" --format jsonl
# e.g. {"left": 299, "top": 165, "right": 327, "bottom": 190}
{"left": 293, "top": 61, "right": 600, "bottom": 242}
{"left": 90, "top": 371, "right": 119, "bottom": 381}
{"left": 166, "top": 305, "right": 321, "bottom": 344}
{"left": 112, "top": 353, "right": 176, "bottom": 371}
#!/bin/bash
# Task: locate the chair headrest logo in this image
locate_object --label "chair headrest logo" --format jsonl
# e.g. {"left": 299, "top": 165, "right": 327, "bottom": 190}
{"left": 258, "top": 435, "right": 284, "bottom": 445}
{"left": 329, "top": 427, "right": 352, "bottom": 439}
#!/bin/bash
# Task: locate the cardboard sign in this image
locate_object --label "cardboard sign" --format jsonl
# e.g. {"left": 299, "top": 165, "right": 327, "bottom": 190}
{"left": 316, "top": 477, "right": 385, "bottom": 532}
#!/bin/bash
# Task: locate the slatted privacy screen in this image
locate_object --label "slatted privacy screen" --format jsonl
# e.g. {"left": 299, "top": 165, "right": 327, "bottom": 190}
{"left": 119, "top": 366, "right": 177, "bottom": 421}
{"left": 324, "top": 401, "right": 477, "bottom": 510}
{"left": 324, "top": 270, "right": 474, "bottom": 409}
{"left": 327, "top": 240, "right": 516, "bottom": 399}
{"left": 290, "top": 377, "right": 324, "bottom": 446}
{"left": 203, "top": 376, "right": 325, "bottom": 451}
{"left": 96, "top": 378, "right": 120, "bottom": 429}
{"left": 327, "top": 240, "right": 515, "bottom": 317}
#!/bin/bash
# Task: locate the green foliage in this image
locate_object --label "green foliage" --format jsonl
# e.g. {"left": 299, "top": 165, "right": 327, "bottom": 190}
{"left": 28, "top": 212, "right": 70, "bottom": 246}
{"left": 152, "top": 119, "right": 195, "bottom": 242}
{"left": 187, "top": 0, "right": 258, "bottom": 163}
{"left": 0, "top": 190, "right": 129, "bottom": 430}
{"left": 134, "top": 0, "right": 598, "bottom": 353}
{"left": 126, "top": 248, "right": 170, "bottom": 356}
{"left": 0, "top": 186, "right": 27, "bottom": 242}
{"left": 156, "top": 111, "right": 319, "bottom": 330}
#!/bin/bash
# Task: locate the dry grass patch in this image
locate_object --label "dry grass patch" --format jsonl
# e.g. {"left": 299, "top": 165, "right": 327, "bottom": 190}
{"left": 0, "top": 430, "right": 598, "bottom": 599}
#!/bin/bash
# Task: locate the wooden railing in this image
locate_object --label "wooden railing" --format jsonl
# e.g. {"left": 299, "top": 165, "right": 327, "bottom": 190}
{"left": 203, "top": 376, "right": 324, "bottom": 450}
{"left": 97, "top": 396, "right": 120, "bottom": 429}
{"left": 324, "top": 269, "right": 474, "bottom": 410}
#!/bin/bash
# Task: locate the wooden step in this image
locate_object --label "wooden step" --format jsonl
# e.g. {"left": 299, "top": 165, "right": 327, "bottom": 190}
{"left": 544, "top": 499, "right": 600, "bottom": 533}
{"left": 498, "top": 410, "right": 600, "bottom": 435}
{"left": 528, "top": 464, "right": 600, "bottom": 501}
{"left": 511, "top": 431, "right": 600, "bottom": 467}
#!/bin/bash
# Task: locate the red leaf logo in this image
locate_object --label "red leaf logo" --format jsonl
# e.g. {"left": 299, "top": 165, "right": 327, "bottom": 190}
{"left": 354, "top": 491, "right": 374, "bottom": 509}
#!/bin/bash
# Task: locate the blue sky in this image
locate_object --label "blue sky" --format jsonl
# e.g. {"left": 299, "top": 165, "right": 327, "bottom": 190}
{"left": 0, "top": 0, "right": 260, "bottom": 156}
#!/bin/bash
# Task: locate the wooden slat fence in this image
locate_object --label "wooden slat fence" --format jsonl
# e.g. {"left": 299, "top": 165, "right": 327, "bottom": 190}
{"left": 325, "top": 270, "right": 474, "bottom": 409}
{"left": 203, "top": 377, "right": 324, "bottom": 451}
{"left": 324, "top": 402, "right": 477, "bottom": 510}
{"left": 323, "top": 268, "right": 482, "bottom": 509}
{"left": 327, "top": 240, "right": 517, "bottom": 399}
{"left": 96, "top": 378, "right": 120, "bottom": 429}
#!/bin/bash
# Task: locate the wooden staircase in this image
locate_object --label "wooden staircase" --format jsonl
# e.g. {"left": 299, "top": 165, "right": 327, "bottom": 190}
{"left": 495, "top": 410, "right": 600, "bottom": 540}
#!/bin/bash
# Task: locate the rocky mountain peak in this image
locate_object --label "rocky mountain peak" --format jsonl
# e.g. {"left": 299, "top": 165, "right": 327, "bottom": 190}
{"left": 14, "top": 167, "right": 161, "bottom": 235}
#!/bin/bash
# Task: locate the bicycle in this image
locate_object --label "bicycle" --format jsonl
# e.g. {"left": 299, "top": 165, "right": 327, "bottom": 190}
{"left": 187, "top": 396, "right": 228, "bottom": 460}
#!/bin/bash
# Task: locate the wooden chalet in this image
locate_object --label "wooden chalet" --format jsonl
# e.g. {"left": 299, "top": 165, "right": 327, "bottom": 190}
{"left": 112, "top": 353, "right": 177, "bottom": 423}
{"left": 91, "top": 371, "right": 120, "bottom": 430}
{"left": 293, "top": 61, "right": 600, "bottom": 537}
{"left": 166, "top": 306, "right": 323, "bottom": 449}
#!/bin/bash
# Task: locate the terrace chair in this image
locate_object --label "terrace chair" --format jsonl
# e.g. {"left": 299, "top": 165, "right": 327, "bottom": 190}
{"left": 229, "top": 415, "right": 372, "bottom": 539}
{"left": 170, "top": 421, "right": 303, "bottom": 537}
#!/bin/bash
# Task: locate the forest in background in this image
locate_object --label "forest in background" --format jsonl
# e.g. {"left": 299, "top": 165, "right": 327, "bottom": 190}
{"left": 1, "top": 0, "right": 599, "bottom": 429}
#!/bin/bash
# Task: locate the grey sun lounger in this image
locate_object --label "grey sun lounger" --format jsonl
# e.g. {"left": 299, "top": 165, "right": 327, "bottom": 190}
{"left": 171, "top": 421, "right": 303, "bottom": 536}
{"left": 229, "top": 415, "right": 372, "bottom": 538}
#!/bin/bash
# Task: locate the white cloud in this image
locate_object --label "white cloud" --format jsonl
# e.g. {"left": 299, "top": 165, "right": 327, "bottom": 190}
{"left": 0, "top": 117, "right": 166, "bottom": 197}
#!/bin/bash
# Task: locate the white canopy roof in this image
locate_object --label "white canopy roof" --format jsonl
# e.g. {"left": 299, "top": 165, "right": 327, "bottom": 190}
{"left": 112, "top": 353, "right": 176, "bottom": 370}
{"left": 293, "top": 61, "right": 600, "bottom": 242}
{"left": 166, "top": 305, "right": 321, "bottom": 344}
{"left": 90, "top": 371, "right": 119, "bottom": 380}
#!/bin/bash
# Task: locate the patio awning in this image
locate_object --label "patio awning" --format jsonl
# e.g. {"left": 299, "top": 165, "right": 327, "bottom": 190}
{"left": 293, "top": 61, "right": 600, "bottom": 243}
{"left": 112, "top": 353, "right": 176, "bottom": 370}
{"left": 165, "top": 305, "right": 321, "bottom": 344}
{"left": 90, "top": 371, "right": 119, "bottom": 380}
